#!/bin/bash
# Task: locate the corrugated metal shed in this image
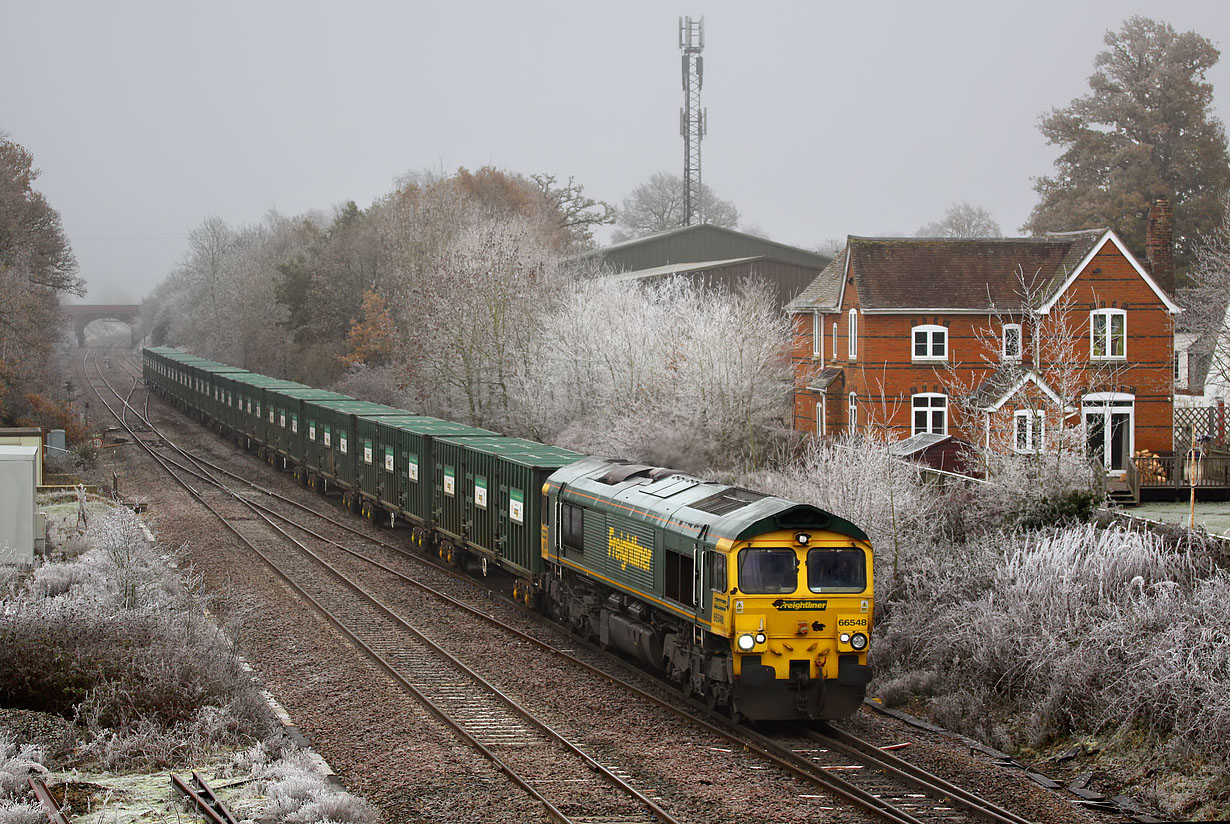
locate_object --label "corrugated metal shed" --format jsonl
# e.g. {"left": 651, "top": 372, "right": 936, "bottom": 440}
{"left": 588, "top": 224, "right": 831, "bottom": 273}
{"left": 606, "top": 255, "right": 824, "bottom": 309}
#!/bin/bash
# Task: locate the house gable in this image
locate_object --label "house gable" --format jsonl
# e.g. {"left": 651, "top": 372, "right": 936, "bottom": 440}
{"left": 1038, "top": 230, "right": 1181, "bottom": 314}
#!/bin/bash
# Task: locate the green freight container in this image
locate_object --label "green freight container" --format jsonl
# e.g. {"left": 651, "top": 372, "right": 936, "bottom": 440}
{"left": 354, "top": 415, "right": 495, "bottom": 524}
{"left": 160, "top": 352, "right": 205, "bottom": 409}
{"left": 255, "top": 381, "right": 310, "bottom": 450}
{"left": 221, "top": 373, "right": 291, "bottom": 441}
{"left": 433, "top": 436, "right": 583, "bottom": 576}
{"left": 207, "top": 366, "right": 253, "bottom": 429}
{"left": 300, "top": 399, "right": 404, "bottom": 489}
{"left": 265, "top": 387, "right": 349, "bottom": 461}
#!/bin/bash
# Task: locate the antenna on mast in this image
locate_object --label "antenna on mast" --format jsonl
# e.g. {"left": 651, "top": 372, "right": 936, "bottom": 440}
{"left": 679, "top": 16, "right": 706, "bottom": 226}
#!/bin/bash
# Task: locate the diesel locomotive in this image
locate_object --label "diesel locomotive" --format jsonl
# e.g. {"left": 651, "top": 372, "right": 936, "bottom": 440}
{"left": 143, "top": 346, "right": 874, "bottom": 722}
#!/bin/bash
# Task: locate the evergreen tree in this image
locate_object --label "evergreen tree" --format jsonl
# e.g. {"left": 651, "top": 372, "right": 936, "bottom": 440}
{"left": 1024, "top": 17, "right": 1230, "bottom": 279}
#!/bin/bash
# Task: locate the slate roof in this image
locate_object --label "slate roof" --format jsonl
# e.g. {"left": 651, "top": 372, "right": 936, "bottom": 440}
{"left": 807, "top": 366, "right": 844, "bottom": 392}
{"left": 788, "top": 231, "right": 1108, "bottom": 313}
{"left": 786, "top": 247, "right": 845, "bottom": 312}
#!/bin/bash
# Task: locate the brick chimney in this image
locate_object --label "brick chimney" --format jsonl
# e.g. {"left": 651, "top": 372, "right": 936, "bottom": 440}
{"left": 1145, "top": 197, "right": 1174, "bottom": 294}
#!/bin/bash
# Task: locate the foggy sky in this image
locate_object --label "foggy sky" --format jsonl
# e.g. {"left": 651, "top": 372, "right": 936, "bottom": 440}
{"left": 3, "top": 0, "right": 1228, "bottom": 304}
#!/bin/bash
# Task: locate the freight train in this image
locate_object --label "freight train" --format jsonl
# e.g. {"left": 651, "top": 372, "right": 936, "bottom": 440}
{"left": 142, "top": 346, "right": 874, "bottom": 722}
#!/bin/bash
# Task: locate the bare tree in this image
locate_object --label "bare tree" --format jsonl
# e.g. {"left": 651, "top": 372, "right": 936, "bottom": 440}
{"left": 1182, "top": 191, "right": 1230, "bottom": 397}
{"left": 916, "top": 202, "right": 1003, "bottom": 238}
{"left": 531, "top": 173, "right": 615, "bottom": 250}
{"left": 611, "top": 171, "right": 739, "bottom": 242}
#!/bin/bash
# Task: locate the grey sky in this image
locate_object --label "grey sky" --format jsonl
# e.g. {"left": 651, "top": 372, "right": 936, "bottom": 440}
{"left": 3, "top": 1, "right": 1228, "bottom": 304}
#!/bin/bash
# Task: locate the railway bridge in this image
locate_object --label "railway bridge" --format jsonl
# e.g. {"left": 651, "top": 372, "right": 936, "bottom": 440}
{"left": 64, "top": 304, "right": 141, "bottom": 346}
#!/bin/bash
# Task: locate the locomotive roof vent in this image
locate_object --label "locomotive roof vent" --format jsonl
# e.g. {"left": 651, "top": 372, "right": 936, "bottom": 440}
{"left": 598, "top": 462, "right": 658, "bottom": 484}
{"left": 687, "top": 487, "right": 767, "bottom": 516}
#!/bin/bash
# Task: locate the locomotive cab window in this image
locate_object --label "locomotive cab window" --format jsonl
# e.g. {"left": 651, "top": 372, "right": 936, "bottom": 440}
{"left": 707, "top": 551, "right": 727, "bottom": 593}
{"left": 806, "top": 547, "right": 866, "bottom": 593}
{"left": 560, "top": 502, "right": 584, "bottom": 553}
{"left": 738, "top": 548, "right": 798, "bottom": 594}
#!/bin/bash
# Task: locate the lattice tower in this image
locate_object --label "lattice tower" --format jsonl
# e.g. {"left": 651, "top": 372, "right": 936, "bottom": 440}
{"left": 679, "top": 16, "right": 706, "bottom": 226}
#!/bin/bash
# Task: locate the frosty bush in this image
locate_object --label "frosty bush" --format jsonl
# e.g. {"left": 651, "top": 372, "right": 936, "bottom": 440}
{"left": 875, "top": 521, "right": 1230, "bottom": 770}
{"left": 0, "top": 510, "right": 269, "bottom": 769}
{"left": 0, "top": 734, "right": 44, "bottom": 796}
{"left": 0, "top": 801, "right": 43, "bottom": 824}
{"left": 235, "top": 746, "right": 378, "bottom": 824}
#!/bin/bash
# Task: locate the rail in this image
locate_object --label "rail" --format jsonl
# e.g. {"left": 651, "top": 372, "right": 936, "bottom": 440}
{"left": 100, "top": 347, "right": 992, "bottom": 824}
{"left": 27, "top": 778, "right": 71, "bottom": 824}
{"left": 171, "top": 772, "right": 238, "bottom": 824}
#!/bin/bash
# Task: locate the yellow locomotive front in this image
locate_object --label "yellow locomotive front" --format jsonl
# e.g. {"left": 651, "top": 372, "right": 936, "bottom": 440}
{"left": 714, "top": 528, "right": 873, "bottom": 721}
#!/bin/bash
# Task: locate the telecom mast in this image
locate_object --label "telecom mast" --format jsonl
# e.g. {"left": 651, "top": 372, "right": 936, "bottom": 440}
{"left": 679, "top": 16, "right": 706, "bottom": 226}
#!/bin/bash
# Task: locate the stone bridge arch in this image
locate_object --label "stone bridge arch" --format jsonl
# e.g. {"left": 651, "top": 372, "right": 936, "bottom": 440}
{"left": 64, "top": 304, "right": 141, "bottom": 347}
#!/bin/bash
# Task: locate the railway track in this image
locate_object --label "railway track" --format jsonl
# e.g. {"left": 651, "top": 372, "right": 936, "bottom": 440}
{"left": 87, "top": 345, "right": 682, "bottom": 824}
{"left": 89, "top": 345, "right": 1050, "bottom": 824}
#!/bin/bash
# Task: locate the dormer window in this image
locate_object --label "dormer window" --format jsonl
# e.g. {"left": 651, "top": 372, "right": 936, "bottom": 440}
{"left": 1091, "top": 309, "right": 1126, "bottom": 360}
{"left": 912, "top": 325, "right": 947, "bottom": 361}
{"left": 1002, "top": 324, "right": 1022, "bottom": 360}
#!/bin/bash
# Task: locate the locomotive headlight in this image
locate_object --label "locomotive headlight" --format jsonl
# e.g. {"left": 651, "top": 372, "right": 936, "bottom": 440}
{"left": 755, "top": 632, "right": 766, "bottom": 645}
{"left": 850, "top": 632, "right": 868, "bottom": 651}
{"left": 839, "top": 632, "right": 851, "bottom": 645}
{"left": 737, "top": 633, "right": 756, "bottom": 651}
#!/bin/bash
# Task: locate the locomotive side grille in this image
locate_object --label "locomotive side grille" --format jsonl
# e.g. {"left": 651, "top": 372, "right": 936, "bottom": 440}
{"left": 688, "top": 487, "right": 767, "bottom": 516}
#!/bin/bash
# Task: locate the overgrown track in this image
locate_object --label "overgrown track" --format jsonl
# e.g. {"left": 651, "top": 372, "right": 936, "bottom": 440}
{"left": 94, "top": 347, "right": 1044, "bottom": 824}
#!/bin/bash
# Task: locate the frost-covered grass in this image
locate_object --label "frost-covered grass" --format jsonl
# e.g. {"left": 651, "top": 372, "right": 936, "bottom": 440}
{"left": 876, "top": 522, "right": 1230, "bottom": 756}
{"left": 0, "top": 509, "right": 270, "bottom": 771}
{"left": 226, "top": 745, "right": 379, "bottom": 824}
{"left": 0, "top": 734, "right": 44, "bottom": 797}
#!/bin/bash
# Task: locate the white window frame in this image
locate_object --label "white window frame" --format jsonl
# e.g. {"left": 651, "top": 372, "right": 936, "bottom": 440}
{"left": 1090, "top": 309, "right": 1126, "bottom": 360}
{"left": 848, "top": 392, "right": 858, "bottom": 434}
{"left": 911, "top": 324, "right": 948, "bottom": 362}
{"left": 848, "top": 309, "right": 858, "bottom": 359}
{"left": 812, "top": 313, "right": 823, "bottom": 361}
{"left": 1174, "top": 348, "right": 1189, "bottom": 389}
{"left": 1002, "top": 323, "right": 1022, "bottom": 360}
{"left": 832, "top": 322, "right": 838, "bottom": 361}
{"left": 815, "top": 398, "right": 826, "bottom": 437}
{"left": 911, "top": 393, "right": 948, "bottom": 436}
{"left": 1014, "top": 409, "right": 1044, "bottom": 453}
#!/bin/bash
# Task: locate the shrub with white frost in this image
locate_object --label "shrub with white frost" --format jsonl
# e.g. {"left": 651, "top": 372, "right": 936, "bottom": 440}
{"left": 235, "top": 746, "right": 378, "bottom": 824}
{"left": 875, "top": 521, "right": 1230, "bottom": 768}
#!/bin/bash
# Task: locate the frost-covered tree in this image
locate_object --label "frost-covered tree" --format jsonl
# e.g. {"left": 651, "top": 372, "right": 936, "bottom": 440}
{"left": 612, "top": 172, "right": 739, "bottom": 242}
{"left": 1181, "top": 190, "right": 1230, "bottom": 397}
{"left": 399, "top": 216, "right": 563, "bottom": 429}
{"left": 508, "top": 275, "right": 790, "bottom": 470}
{"left": 915, "top": 202, "right": 1002, "bottom": 238}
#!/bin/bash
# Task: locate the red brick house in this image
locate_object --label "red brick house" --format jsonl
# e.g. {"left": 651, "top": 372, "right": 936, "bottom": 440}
{"left": 787, "top": 226, "right": 1180, "bottom": 472}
